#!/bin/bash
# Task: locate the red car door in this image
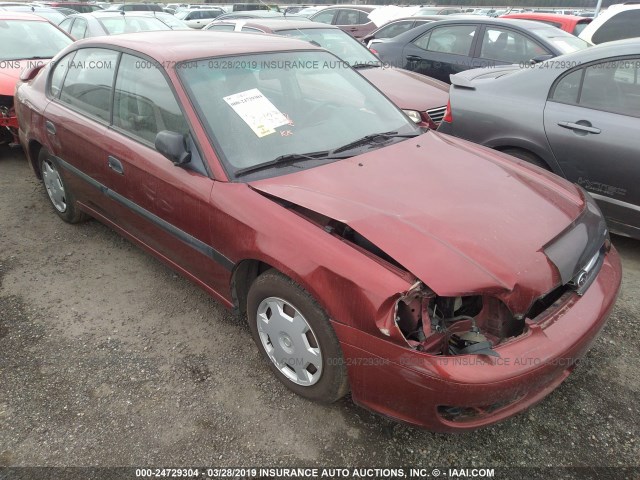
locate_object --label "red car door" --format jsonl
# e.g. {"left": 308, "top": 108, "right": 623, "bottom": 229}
{"left": 44, "top": 48, "right": 123, "bottom": 219}
{"left": 105, "top": 53, "right": 231, "bottom": 293}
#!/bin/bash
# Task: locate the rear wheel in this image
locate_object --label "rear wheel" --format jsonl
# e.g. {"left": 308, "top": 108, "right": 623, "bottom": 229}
{"left": 39, "top": 148, "right": 87, "bottom": 224}
{"left": 247, "top": 269, "right": 349, "bottom": 403}
{"left": 501, "top": 148, "right": 550, "bottom": 171}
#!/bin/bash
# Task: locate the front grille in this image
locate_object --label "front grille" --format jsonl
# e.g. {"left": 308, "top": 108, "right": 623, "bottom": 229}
{"left": 426, "top": 105, "right": 447, "bottom": 125}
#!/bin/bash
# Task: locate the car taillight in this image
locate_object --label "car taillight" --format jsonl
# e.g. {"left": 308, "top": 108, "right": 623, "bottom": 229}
{"left": 442, "top": 100, "right": 453, "bottom": 123}
{"left": 369, "top": 48, "right": 378, "bottom": 55}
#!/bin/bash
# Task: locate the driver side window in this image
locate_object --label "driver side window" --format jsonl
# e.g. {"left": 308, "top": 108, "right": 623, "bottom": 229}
{"left": 113, "top": 54, "right": 189, "bottom": 146}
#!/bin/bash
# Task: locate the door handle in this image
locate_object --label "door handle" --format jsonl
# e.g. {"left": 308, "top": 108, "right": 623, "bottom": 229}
{"left": 406, "top": 55, "right": 423, "bottom": 61}
{"left": 558, "top": 121, "right": 601, "bottom": 134}
{"left": 45, "top": 120, "right": 56, "bottom": 135}
{"left": 107, "top": 156, "right": 124, "bottom": 175}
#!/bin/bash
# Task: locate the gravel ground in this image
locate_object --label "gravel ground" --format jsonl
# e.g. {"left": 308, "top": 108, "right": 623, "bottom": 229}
{"left": 0, "top": 145, "right": 638, "bottom": 473}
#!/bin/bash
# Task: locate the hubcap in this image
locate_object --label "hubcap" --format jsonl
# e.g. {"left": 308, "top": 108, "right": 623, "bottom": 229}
{"left": 42, "top": 159, "right": 67, "bottom": 213}
{"left": 256, "top": 297, "right": 322, "bottom": 386}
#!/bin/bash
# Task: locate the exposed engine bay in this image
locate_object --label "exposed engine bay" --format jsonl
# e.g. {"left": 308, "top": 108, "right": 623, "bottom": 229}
{"left": 392, "top": 284, "right": 526, "bottom": 357}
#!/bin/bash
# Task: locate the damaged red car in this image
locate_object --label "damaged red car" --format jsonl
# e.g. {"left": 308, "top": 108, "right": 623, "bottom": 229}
{"left": 0, "top": 12, "right": 72, "bottom": 146}
{"left": 16, "top": 31, "right": 621, "bottom": 431}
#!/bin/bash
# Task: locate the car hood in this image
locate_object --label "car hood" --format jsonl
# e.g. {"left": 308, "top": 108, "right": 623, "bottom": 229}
{"left": 0, "top": 62, "right": 24, "bottom": 97}
{"left": 0, "top": 59, "right": 49, "bottom": 96}
{"left": 250, "top": 132, "right": 586, "bottom": 309}
{"left": 359, "top": 67, "right": 449, "bottom": 111}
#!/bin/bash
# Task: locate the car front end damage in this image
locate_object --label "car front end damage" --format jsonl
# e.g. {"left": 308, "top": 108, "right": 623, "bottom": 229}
{"left": 332, "top": 193, "right": 621, "bottom": 431}
{"left": 0, "top": 94, "right": 19, "bottom": 145}
{"left": 249, "top": 133, "right": 621, "bottom": 431}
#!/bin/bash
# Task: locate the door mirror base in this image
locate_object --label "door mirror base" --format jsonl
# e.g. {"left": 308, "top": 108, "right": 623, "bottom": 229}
{"left": 155, "top": 131, "right": 191, "bottom": 165}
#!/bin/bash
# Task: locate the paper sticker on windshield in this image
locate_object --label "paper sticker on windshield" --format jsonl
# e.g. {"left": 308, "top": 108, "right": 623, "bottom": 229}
{"left": 223, "top": 89, "right": 288, "bottom": 138}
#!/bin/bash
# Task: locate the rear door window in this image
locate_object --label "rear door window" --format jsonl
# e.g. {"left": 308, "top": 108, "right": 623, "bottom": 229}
{"left": 58, "top": 48, "right": 119, "bottom": 122}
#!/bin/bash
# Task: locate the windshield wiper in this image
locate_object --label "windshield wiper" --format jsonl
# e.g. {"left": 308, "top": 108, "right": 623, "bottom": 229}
{"left": 330, "top": 131, "right": 420, "bottom": 155}
{"left": 352, "top": 63, "right": 380, "bottom": 69}
{"left": 235, "top": 151, "right": 348, "bottom": 178}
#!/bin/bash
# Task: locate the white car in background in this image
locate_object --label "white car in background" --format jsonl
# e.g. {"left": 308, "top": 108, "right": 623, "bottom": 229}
{"left": 175, "top": 7, "right": 224, "bottom": 28}
{"left": 579, "top": 3, "right": 640, "bottom": 44}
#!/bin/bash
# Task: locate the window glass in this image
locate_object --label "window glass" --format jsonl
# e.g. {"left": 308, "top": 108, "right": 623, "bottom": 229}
{"left": 70, "top": 18, "right": 87, "bottom": 39}
{"left": 59, "top": 17, "right": 73, "bottom": 33}
{"left": 580, "top": 60, "right": 640, "bottom": 116}
{"left": 98, "top": 16, "right": 171, "bottom": 35}
{"left": 241, "top": 27, "right": 264, "bottom": 32}
{"left": 423, "top": 25, "right": 476, "bottom": 55}
{"left": 335, "top": 9, "right": 364, "bottom": 25}
{"left": 480, "top": 27, "right": 547, "bottom": 63}
{"left": 592, "top": 10, "right": 640, "bottom": 44}
{"left": 113, "top": 54, "right": 189, "bottom": 145}
{"left": 50, "top": 51, "right": 76, "bottom": 98}
{"left": 207, "top": 24, "right": 235, "bottom": 31}
{"left": 573, "top": 22, "right": 589, "bottom": 36}
{"left": 377, "top": 21, "right": 414, "bottom": 39}
{"left": 59, "top": 48, "right": 119, "bottom": 121}
{"left": 178, "top": 50, "right": 417, "bottom": 178}
{"left": 413, "top": 31, "right": 431, "bottom": 50}
{"left": 312, "top": 9, "right": 335, "bottom": 24}
{"left": 550, "top": 68, "right": 583, "bottom": 104}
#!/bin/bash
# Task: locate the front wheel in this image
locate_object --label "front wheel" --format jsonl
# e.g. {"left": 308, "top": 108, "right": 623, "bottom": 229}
{"left": 39, "top": 148, "right": 88, "bottom": 223}
{"left": 247, "top": 270, "right": 349, "bottom": 403}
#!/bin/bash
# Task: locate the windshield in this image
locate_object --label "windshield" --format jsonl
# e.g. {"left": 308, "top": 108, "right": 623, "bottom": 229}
{"left": 534, "top": 28, "right": 591, "bottom": 53}
{"left": 0, "top": 19, "right": 71, "bottom": 60}
{"left": 98, "top": 16, "right": 172, "bottom": 34}
{"left": 277, "top": 28, "right": 380, "bottom": 67}
{"left": 178, "top": 50, "right": 418, "bottom": 179}
{"left": 154, "top": 12, "right": 188, "bottom": 28}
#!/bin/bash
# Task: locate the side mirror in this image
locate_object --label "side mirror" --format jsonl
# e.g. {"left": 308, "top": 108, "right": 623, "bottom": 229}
{"left": 529, "top": 54, "right": 554, "bottom": 65}
{"left": 155, "top": 131, "right": 191, "bottom": 165}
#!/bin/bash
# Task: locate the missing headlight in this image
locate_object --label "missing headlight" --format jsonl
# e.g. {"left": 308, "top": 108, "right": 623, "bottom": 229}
{"left": 393, "top": 289, "right": 525, "bottom": 356}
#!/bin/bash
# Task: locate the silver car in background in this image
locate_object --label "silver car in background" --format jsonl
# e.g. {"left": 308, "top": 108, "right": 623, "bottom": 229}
{"left": 438, "top": 39, "right": 640, "bottom": 239}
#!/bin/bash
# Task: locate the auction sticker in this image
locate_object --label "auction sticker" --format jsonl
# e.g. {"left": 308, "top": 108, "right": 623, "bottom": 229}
{"left": 223, "top": 89, "right": 288, "bottom": 137}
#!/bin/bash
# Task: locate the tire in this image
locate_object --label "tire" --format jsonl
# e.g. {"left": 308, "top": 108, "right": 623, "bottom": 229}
{"left": 39, "top": 148, "right": 88, "bottom": 224}
{"left": 501, "top": 148, "right": 550, "bottom": 171}
{"left": 247, "top": 269, "right": 349, "bottom": 403}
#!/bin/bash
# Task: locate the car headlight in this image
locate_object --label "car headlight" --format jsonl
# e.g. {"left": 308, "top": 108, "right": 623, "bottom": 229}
{"left": 402, "top": 109, "right": 422, "bottom": 124}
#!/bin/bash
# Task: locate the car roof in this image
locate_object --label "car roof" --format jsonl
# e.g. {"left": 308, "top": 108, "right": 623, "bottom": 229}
{"left": 235, "top": 18, "right": 337, "bottom": 30}
{"left": 73, "top": 30, "right": 322, "bottom": 63}
{"left": 68, "top": 10, "right": 166, "bottom": 18}
{"left": 0, "top": 11, "right": 50, "bottom": 20}
{"left": 395, "top": 16, "right": 567, "bottom": 34}
{"left": 501, "top": 13, "right": 590, "bottom": 23}
{"left": 313, "top": 5, "right": 377, "bottom": 12}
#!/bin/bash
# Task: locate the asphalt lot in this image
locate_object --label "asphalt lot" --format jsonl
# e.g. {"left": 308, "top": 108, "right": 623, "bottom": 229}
{"left": 0, "top": 144, "right": 638, "bottom": 471}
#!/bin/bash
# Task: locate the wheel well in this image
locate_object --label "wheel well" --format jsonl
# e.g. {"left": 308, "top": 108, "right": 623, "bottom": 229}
{"left": 231, "top": 259, "right": 274, "bottom": 316}
{"left": 494, "top": 146, "right": 551, "bottom": 171}
{"left": 28, "top": 140, "right": 43, "bottom": 179}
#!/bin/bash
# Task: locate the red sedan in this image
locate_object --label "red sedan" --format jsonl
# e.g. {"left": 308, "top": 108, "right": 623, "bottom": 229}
{"left": 16, "top": 31, "right": 620, "bottom": 431}
{"left": 0, "top": 12, "right": 72, "bottom": 146}
{"left": 500, "top": 13, "right": 592, "bottom": 36}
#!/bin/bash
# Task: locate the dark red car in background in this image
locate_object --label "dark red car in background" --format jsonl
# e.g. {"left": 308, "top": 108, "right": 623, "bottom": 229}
{"left": 0, "top": 12, "right": 72, "bottom": 146}
{"left": 16, "top": 31, "right": 621, "bottom": 431}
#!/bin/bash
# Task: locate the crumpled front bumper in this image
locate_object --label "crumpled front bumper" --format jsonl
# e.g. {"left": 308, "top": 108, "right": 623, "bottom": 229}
{"left": 331, "top": 246, "right": 622, "bottom": 432}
